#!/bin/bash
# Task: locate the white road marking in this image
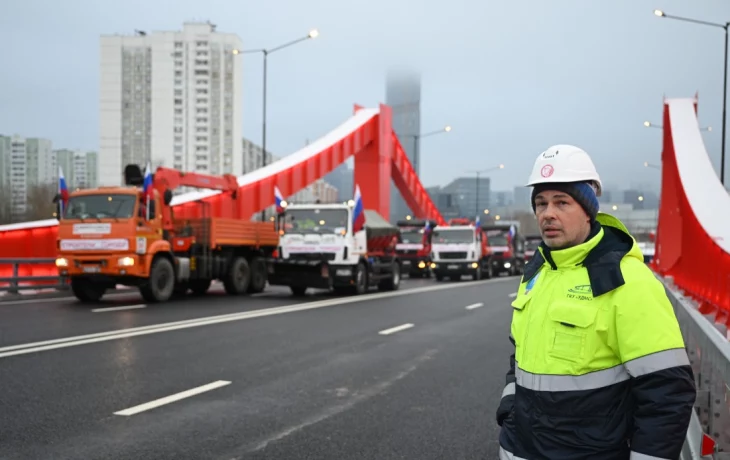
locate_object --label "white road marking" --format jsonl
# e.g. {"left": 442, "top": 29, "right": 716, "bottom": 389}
{"left": 508, "top": 292, "right": 517, "bottom": 298}
{"left": 91, "top": 304, "right": 147, "bottom": 313}
{"left": 114, "top": 380, "right": 231, "bottom": 416}
{"left": 0, "top": 276, "right": 513, "bottom": 359}
{"left": 378, "top": 323, "right": 415, "bottom": 335}
{"left": 465, "top": 302, "right": 484, "bottom": 310}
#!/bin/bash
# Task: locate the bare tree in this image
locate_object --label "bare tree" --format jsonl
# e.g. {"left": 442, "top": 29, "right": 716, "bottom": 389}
{"left": 25, "top": 183, "right": 58, "bottom": 221}
{"left": 0, "top": 184, "right": 12, "bottom": 224}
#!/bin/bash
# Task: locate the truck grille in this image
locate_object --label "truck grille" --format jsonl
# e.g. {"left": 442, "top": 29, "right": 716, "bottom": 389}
{"left": 439, "top": 252, "right": 467, "bottom": 259}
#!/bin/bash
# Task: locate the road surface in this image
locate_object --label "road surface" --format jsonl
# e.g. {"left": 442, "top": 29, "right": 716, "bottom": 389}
{"left": 0, "top": 276, "right": 518, "bottom": 459}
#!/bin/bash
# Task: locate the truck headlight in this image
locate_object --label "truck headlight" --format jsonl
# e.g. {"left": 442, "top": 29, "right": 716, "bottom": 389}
{"left": 55, "top": 258, "right": 68, "bottom": 267}
{"left": 118, "top": 256, "right": 135, "bottom": 267}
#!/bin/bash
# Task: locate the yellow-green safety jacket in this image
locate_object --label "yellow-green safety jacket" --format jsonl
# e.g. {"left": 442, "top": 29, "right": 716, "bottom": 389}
{"left": 496, "top": 213, "right": 696, "bottom": 460}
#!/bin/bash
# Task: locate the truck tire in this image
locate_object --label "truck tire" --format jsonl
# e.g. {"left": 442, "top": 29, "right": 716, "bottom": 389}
{"left": 189, "top": 279, "right": 211, "bottom": 296}
{"left": 353, "top": 262, "right": 367, "bottom": 295}
{"left": 223, "top": 256, "right": 250, "bottom": 295}
{"left": 378, "top": 262, "right": 401, "bottom": 291}
{"left": 140, "top": 257, "right": 175, "bottom": 303}
{"left": 290, "top": 286, "right": 307, "bottom": 296}
{"left": 71, "top": 278, "right": 106, "bottom": 302}
{"left": 247, "top": 256, "right": 267, "bottom": 294}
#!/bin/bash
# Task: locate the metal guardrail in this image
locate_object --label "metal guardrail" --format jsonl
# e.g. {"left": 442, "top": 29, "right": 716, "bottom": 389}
{"left": 660, "top": 275, "right": 730, "bottom": 459}
{"left": 0, "top": 258, "right": 67, "bottom": 294}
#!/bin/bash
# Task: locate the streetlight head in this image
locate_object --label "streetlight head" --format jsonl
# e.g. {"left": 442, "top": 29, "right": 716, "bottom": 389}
{"left": 308, "top": 29, "right": 319, "bottom": 39}
{"left": 638, "top": 196, "right": 644, "bottom": 201}
{"left": 643, "top": 121, "right": 651, "bottom": 127}
{"left": 231, "top": 49, "right": 241, "bottom": 55}
{"left": 444, "top": 125, "right": 452, "bottom": 132}
{"left": 644, "top": 161, "right": 649, "bottom": 167}
{"left": 708, "top": 126, "right": 713, "bottom": 132}
{"left": 499, "top": 164, "right": 505, "bottom": 169}
{"left": 654, "top": 9, "right": 665, "bottom": 17}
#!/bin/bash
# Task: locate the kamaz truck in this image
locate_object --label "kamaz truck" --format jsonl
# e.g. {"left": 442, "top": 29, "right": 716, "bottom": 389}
{"left": 430, "top": 218, "right": 494, "bottom": 281}
{"left": 55, "top": 164, "right": 278, "bottom": 303}
{"left": 482, "top": 223, "right": 525, "bottom": 276}
{"left": 395, "top": 219, "right": 436, "bottom": 278}
{"left": 267, "top": 202, "right": 401, "bottom": 295}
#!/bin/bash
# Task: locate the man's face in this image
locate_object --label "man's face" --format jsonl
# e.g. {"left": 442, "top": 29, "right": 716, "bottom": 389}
{"left": 534, "top": 190, "right": 591, "bottom": 249}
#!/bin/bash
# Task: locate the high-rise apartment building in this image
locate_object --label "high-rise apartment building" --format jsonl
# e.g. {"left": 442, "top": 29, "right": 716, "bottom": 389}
{"left": 0, "top": 135, "right": 54, "bottom": 219}
{"left": 55, "top": 149, "right": 99, "bottom": 189}
{"left": 99, "top": 21, "right": 243, "bottom": 186}
{"left": 385, "top": 69, "right": 421, "bottom": 221}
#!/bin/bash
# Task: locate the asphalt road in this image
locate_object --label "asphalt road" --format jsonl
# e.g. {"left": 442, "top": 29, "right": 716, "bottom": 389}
{"left": 0, "top": 275, "right": 519, "bottom": 460}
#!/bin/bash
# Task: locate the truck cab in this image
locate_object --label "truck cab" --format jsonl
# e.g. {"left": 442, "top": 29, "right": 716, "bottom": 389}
{"left": 395, "top": 219, "right": 436, "bottom": 278}
{"left": 524, "top": 234, "right": 542, "bottom": 263}
{"left": 268, "top": 202, "right": 401, "bottom": 296}
{"left": 430, "top": 221, "right": 493, "bottom": 281}
{"left": 483, "top": 224, "right": 525, "bottom": 276}
{"left": 55, "top": 186, "right": 165, "bottom": 302}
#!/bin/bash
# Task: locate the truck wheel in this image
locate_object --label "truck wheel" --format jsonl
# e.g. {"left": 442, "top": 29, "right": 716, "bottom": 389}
{"left": 353, "top": 262, "right": 367, "bottom": 295}
{"left": 223, "top": 256, "right": 250, "bottom": 295}
{"left": 378, "top": 262, "right": 401, "bottom": 291}
{"left": 140, "top": 257, "right": 175, "bottom": 303}
{"left": 290, "top": 286, "right": 307, "bottom": 296}
{"left": 247, "top": 256, "right": 267, "bottom": 294}
{"left": 189, "top": 279, "right": 211, "bottom": 296}
{"left": 71, "top": 278, "right": 106, "bottom": 302}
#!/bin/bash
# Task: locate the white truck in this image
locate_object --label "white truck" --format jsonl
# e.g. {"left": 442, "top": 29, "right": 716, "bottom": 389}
{"left": 267, "top": 203, "right": 402, "bottom": 295}
{"left": 429, "top": 220, "right": 494, "bottom": 281}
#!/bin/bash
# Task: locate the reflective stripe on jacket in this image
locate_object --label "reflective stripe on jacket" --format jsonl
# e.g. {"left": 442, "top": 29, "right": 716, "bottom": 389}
{"left": 496, "top": 213, "right": 696, "bottom": 460}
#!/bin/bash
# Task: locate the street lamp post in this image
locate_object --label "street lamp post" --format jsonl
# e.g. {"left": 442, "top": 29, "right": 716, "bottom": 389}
{"left": 233, "top": 29, "right": 319, "bottom": 220}
{"left": 654, "top": 9, "right": 729, "bottom": 185}
{"left": 643, "top": 120, "right": 712, "bottom": 131}
{"left": 403, "top": 126, "right": 451, "bottom": 176}
{"left": 467, "top": 164, "right": 505, "bottom": 217}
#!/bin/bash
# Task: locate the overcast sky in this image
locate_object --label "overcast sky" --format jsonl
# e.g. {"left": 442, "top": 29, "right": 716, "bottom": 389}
{"left": 0, "top": 0, "right": 728, "bottom": 193}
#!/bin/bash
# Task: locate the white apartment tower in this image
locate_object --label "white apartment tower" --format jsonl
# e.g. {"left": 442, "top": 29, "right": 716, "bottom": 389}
{"left": 99, "top": 22, "right": 243, "bottom": 186}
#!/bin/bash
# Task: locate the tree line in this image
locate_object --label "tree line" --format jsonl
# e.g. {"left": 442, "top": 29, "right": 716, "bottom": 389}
{"left": 0, "top": 183, "right": 58, "bottom": 225}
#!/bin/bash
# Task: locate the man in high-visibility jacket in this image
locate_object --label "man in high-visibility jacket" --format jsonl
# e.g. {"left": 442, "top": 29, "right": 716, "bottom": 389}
{"left": 496, "top": 145, "right": 696, "bottom": 460}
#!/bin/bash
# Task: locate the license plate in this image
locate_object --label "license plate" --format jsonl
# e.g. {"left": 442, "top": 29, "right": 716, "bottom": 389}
{"left": 83, "top": 266, "right": 101, "bottom": 273}
{"left": 447, "top": 264, "right": 459, "bottom": 270}
{"left": 336, "top": 269, "right": 351, "bottom": 276}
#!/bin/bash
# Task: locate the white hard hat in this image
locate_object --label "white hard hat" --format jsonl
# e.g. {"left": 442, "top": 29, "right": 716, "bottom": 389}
{"left": 526, "top": 144, "right": 603, "bottom": 197}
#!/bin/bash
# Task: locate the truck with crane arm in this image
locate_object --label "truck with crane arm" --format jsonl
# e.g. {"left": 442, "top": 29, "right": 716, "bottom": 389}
{"left": 54, "top": 164, "right": 279, "bottom": 303}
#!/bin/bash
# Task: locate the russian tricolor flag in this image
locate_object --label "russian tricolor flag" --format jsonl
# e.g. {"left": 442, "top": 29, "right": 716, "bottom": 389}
{"left": 58, "top": 166, "right": 69, "bottom": 214}
{"left": 352, "top": 184, "right": 365, "bottom": 233}
{"left": 142, "top": 162, "right": 153, "bottom": 220}
{"left": 274, "top": 186, "right": 285, "bottom": 214}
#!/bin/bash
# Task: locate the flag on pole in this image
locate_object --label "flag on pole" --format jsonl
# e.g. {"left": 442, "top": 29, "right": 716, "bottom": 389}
{"left": 142, "top": 162, "right": 153, "bottom": 220}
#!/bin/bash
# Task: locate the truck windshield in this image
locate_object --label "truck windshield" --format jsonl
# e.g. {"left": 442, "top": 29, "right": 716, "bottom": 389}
{"left": 64, "top": 194, "right": 136, "bottom": 220}
{"left": 433, "top": 229, "right": 474, "bottom": 244}
{"left": 400, "top": 230, "right": 423, "bottom": 243}
{"left": 488, "top": 234, "right": 509, "bottom": 246}
{"left": 283, "top": 208, "right": 348, "bottom": 234}
{"left": 525, "top": 239, "right": 541, "bottom": 251}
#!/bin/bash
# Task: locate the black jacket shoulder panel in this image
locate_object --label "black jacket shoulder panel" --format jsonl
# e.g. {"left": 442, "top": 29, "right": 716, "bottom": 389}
{"left": 583, "top": 225, "right": 634, "bottom": 297}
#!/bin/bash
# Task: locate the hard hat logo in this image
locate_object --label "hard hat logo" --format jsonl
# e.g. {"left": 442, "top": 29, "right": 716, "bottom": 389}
{"left": 540, "top": 165, "right": 554, "bottom": 178}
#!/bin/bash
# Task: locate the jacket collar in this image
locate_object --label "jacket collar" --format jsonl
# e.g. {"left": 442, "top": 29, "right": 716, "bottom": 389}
{"left": 521, "top": 213, "right": 640, "bottom": 297}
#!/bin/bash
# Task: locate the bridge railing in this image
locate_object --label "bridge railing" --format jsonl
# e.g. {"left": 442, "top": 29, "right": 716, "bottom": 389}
{"left": 661, "top": 275, "right": 730, "bottom": 459}
{"left": 0, "top": 258, "right": 68, "bottom": 295}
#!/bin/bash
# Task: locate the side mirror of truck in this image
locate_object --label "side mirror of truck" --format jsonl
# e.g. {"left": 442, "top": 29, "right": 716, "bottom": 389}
{"left": 163, "top": 189, "right": 173, "bottom": 205}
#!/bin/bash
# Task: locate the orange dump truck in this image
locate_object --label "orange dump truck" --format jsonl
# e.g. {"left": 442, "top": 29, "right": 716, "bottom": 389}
{"left": 54, "top": 164, "right": 278, "bottom": 303}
